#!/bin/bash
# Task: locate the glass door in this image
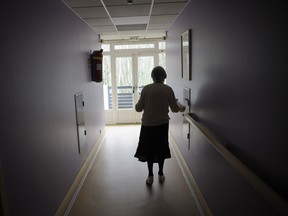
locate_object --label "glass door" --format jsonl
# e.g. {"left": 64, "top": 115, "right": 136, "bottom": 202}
{"left": 114, "top": 54, "right": 154, "bottom": 124}
{"left": 135, "top": 55, "right": 154, "bottom": 122}
{"left": 115, "top": 56, "right": 135, "bottom": 123}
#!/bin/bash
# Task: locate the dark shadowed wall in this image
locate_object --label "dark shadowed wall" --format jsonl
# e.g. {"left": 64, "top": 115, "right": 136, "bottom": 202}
{"left": 166, "top": 0, "right": 287, "bottom": 215}
{"left": 0, "top": 0, "right": 104, "bottom": 215}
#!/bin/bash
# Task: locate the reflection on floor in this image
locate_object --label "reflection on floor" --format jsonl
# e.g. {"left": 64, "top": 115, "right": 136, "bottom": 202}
{"left": 68, "top": 125, "right": 201, "bottom": 216}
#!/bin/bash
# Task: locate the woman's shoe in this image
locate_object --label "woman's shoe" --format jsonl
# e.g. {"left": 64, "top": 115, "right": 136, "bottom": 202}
{"left": 146, "top": 176, "right": 154, "bottom": 185}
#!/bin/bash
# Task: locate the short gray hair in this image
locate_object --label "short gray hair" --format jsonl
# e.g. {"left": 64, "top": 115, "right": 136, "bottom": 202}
{"left": 151, "top": 66, "right": 167, "bottom": 82}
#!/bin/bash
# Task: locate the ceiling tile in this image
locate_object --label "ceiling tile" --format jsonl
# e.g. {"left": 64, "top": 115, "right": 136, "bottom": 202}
{"left": 73, "top": 7, "right": 108, "bottom": 18}
{"left": 116, "top": 24, "right": 147, "bottom": 31}
{"left": 152, "top": 2, "right": 188, "bottom": 15}
{"left": 113, "top": 16, "right": 149, "bottom": 25}
{"left": 149, "top": 15, "right": 178, "bottom": 24}
{"left": 144, "top": 29, "right": 166, "bottom": 36}
{"left": 63, "top": 0, "right": 102, "bottom": 7}
{"left": 92, "top": 25, "right": 117, "bottom": 32}
{"left": 120, "top": 30, "right": 147, "bottom": 34}
{"left": 103, "top": 0, "right": 152, "bottom": 5}
{"left": 154, "top": 0, "right": 188, "bottom": 3}
{"left": 148, "top": 23, "right": 170, "bottom": 30}
{"left": 84, "top": 18, "right": 113, "bottom": 26}
{"left": 107, "top": 5, "right": 151, "bottom": 17}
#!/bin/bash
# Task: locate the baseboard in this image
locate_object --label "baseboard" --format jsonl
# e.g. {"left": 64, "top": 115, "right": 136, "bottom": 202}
{"left": 169, "top": 133, "right": 212, "bottom": 216}
{"left": 55, "top": 128, "right": 106, "bottom": 216}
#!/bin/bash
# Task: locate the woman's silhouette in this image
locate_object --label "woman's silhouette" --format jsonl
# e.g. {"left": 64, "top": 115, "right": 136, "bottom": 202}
{"left": 134, "top": 66, "right": 185, "bottom": 185}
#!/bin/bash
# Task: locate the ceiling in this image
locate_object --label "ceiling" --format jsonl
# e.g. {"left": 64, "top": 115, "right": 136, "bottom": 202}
{"left": 62, "top": 0, "right": 189, "bottom": 41}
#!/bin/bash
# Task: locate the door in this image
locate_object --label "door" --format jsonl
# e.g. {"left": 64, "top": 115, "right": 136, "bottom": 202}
{"left": 115, "top": 54, "right": 154, "bottom": 124}
{"left": 135, "top": 55, "right": 154, "bottom": 122}
{"left": 115, "top": 56, "right": 134, "bottom": 123}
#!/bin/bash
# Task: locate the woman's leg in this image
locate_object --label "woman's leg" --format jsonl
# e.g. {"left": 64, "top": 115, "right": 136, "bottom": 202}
{"left": 158, "top": 159, "right": 164, "bottom": 176}
{"left": 146, "top": 160, "right": 154, "bottom": 184}
{"left": 147, "top": 160, "right": 154, "bottom": 177}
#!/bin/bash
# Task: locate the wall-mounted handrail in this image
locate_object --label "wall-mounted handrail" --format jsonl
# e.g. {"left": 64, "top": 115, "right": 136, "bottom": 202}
{"left": 184, "top": 113, "right": 288, "bottom": 215}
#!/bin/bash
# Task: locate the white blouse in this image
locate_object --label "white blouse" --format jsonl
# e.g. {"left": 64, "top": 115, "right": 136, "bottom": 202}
{"left": 135, "top": 82, "right": 180, "bottom": 126}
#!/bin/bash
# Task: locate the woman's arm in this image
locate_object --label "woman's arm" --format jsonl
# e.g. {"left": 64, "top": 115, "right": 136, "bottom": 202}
{"left": 177, "top": 101, "right": 186, "bottom": 112}
{"left": 135, "top": 89, "right": 145, "bottom": 112}
{"left": 169, "top": 89, "right": 186, "bottom": 113}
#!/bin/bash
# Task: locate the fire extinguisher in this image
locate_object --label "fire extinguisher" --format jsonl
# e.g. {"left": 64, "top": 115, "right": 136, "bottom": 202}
{"left": 90, "top": 49, "right": 103, "bottom": 82}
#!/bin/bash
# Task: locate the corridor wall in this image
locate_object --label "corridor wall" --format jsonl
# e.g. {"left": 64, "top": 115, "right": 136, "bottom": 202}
{"left": 0, "top": 0, "right": 104, "bottom": 215}
{"left": 166, "top": 0, "right": 287, "bottom": 215}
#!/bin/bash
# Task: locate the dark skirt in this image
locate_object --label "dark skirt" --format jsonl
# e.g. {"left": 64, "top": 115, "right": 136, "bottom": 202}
{"left": 134, "top": 123, "right": 171, "bottom": 162}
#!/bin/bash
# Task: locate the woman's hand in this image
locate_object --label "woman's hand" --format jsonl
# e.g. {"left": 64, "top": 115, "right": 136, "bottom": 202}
{"left": 179, "top": 105, "right": 186, "bottom": 112}
{"left": 176, "top": 100, "right": 186, "bottom": 112}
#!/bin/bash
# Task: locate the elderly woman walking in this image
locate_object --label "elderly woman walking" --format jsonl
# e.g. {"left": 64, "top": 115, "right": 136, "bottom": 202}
{"left": 134, "top": 66, "right": 185, "bottom": 185}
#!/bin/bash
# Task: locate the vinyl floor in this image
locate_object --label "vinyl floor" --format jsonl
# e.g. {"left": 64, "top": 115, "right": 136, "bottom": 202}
{"left": 68, "top": 125, "right": 201, "bottom": 216}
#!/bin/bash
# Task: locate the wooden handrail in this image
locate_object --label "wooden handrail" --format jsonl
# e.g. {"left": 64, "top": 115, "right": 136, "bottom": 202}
{"left": 184, "top": 113, "right": 288, "bottom": 215}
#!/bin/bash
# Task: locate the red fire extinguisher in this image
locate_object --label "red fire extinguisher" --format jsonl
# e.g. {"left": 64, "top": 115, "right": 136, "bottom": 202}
{"left": 90, "top": 49, "right": 103, "bottom": 82}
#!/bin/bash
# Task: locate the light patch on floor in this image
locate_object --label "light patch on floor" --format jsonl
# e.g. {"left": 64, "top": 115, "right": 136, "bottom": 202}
{"left": 68, "top": 125, "right": 201, "bottom": 216}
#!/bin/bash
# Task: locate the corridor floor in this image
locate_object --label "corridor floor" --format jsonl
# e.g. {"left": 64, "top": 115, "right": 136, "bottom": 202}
{"left": 68, "top": 125, "right": 201, "bottom": 216}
